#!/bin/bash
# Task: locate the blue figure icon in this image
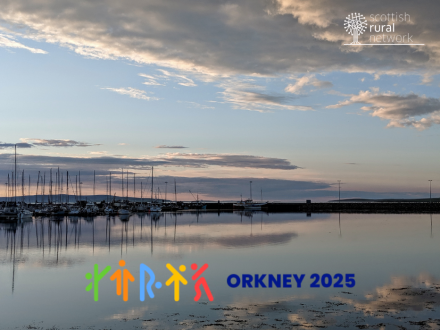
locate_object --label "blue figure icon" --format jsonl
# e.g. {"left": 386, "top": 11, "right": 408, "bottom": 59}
{"left": 140, "top": 263, "right": 162, "bottom": 300}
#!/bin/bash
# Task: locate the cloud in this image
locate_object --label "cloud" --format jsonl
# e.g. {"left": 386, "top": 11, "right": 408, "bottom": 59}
{"left": 210, "top": 273, "right": 440, "bottom": 330}
{"left": 1, "top": 0, "right": 438, "bottom": 79}
{"left": 20, "top": 138, "right": 100, "bottom": 147}
{"left": 0, "top": 142, "right": 33, "bottom": 149}
{"left": 0, "top": 33, "right": 47, "bottom": 54}
{"left": 101, "top": 87, "right": 158, "bottom": 100}
{"left": 0, "top": 152, "right": 299, "bottom": 171}
{"left": 155, "top": 145, "right": 188, "bottom": 149}
{"left": 138, "top": 73, "right": 164, "bottom": 86}
{"left": 285, "top": 74, "right": 333, "bottom": 94}
{"left": 177, "top": 101, "right": 215, "bottom": 109}
{"left": 157, "top": 69, "right": 196, "bottom": 87}
{"left": 160, "top": 153, "right": 300, "bottom": 170}
{"left": 336, "top": 273, "right": 440, "bottom": 314}
{"left": 0, "top": 151, "right": 433, "bottom": 200}
{"left": 327, "top": 90, "right": 440, "bottom": 130}
{"left": 89, "top": 151, "right": 108, "bottom": 155}
{"left": 219, "top": 79, "right": 313, "bottom": 112}
{"left": 139, "top": 69, "right": 196, "bottom": 87}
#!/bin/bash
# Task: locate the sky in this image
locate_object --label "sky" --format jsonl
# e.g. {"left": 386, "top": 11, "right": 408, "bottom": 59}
{"left": 0, "top": 0, "right": 439, "bottom": 201}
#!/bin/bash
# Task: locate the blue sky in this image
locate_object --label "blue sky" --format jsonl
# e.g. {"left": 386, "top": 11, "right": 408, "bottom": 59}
{"left": 0, "top": 0, "right": 439, "bottom": 201}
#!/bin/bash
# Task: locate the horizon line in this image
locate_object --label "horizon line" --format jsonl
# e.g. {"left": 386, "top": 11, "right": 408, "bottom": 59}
{"left": 344, "top": 44, "right": 425, "bottom": 46}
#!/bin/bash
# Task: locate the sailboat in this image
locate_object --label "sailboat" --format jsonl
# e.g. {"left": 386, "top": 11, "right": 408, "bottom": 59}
{"left": 1, "top": 146, "right": 19, "bottom": 219}
{"left": 137, "top": 181, "right": 148, "bottom": 212}
{"left": 149, "top": 167, "right": 162, "bottom": 212}
{"left": 233, "top": 181, "right": 266, "bottom": 210}
{"left": 18, "top": 209, "right": 33, "bottom": 220}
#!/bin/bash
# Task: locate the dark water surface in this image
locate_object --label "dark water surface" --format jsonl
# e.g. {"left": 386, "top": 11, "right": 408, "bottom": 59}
{"left": 0, "top": 212, "right": 439, "bottom": 329}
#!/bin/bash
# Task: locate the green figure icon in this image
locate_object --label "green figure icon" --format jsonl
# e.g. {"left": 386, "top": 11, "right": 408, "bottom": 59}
{"left": 85, "top": 264, "right": 112, "bottom": 301}
{"left": 165, "top": 263, "right": 188, "bottom": 301}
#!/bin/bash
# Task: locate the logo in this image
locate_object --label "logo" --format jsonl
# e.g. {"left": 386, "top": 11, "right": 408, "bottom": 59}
{"left": 343, "top": 12, "right": 424, "bottom": 46}
{"left": 85, "top": 260, "right": 214, "bottom": 302}
{"left": 84, "top": 261, "right": 355, "bottom": 303}
{"left": 344, "top": 13, "right": 368, "bottom": 44}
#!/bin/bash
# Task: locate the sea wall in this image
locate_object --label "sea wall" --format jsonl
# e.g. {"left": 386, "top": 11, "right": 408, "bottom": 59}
{"left": 206, "top": 202, "right": 440, "bottom": 213}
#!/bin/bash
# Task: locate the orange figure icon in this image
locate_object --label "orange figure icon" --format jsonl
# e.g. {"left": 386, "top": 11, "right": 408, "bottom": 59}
{"left": 110, "top": 260, "right": 135, "bottom": 301}
{"left": 165, "top": 263, "right": 187, "bottom": 301}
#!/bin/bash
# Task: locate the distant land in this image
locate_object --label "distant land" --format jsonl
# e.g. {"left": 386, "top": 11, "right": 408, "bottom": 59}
{"left": 0, "top": 195, "right": 165, "bottom": 203}
{"left": 0, "top": 195, "right": 231, "bottom": 203}
{"left": 1, "top": 195, "right": 439, "bottom": 204}
{"left": 328, "top": 198, "right": 440, "bottom": 203}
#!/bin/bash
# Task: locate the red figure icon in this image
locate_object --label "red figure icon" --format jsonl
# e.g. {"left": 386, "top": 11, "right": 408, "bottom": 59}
{"left": 110, "top": 260, "right": 135, "bottom": 301}
{"left": 191, "top": 263, "right": 214, "bottom": 301}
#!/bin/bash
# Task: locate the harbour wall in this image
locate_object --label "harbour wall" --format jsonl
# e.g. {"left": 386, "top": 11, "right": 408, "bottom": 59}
{"left": 206, "top": 202, "right": 440, "bottom": 213}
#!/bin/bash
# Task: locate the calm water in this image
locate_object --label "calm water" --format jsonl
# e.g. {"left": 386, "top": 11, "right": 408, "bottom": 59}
{"left": 0, "top": 212, "right": 439, "bottom": 329}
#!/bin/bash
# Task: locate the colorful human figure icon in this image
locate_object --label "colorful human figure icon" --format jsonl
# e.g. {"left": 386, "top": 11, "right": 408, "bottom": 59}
{"left": 85, "top": 264, "right": 112, "bottom": 301}
{"left": 140, "top": 263, "right": 162, "bottom": 300}
{"left": 110, "top": 260, "right": 135, "bottom": 301}
{"left": 191, "top": 263, "right": 214, "bottom": 301}
{"left": 86, "top": 261, "right": 215, "bottom": 302}
{"left": 165, "top": 263, "right": 187, "bottom": 301}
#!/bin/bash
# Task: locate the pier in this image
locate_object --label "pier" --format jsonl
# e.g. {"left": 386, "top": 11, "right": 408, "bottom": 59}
{"left": 207, "top": 202, "right": 440, "bottom": 213}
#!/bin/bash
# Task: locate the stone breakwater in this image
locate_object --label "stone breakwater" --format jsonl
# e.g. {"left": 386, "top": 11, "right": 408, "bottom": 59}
{"left": 206, "top": 202, "right": 440, "bottom": 213}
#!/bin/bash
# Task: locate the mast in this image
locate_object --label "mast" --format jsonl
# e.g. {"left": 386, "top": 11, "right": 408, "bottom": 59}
{"left": 165, "top": 181, "right": 168, "bottom": 202}
{"left": 79, "top": 171, "right": 81, "bottom": 202}
{"left": 93, "top": 170, "right": 96, "bottom": 202}
{"left": 61, "top": 173, "right": 63, "bottom": 204}
{"left": 22, "top": 170, "right": 24, "bottom": 204}
{"left": 36, "top": 171, "right": 40, "bottom": 203}
{"left": 174, "top": 179, "right": 177, "bottom": 203}
{"left": 126, "top": 169, "right": 128, "bottom": 201}
{"left": 250, "top": 181, "right": 252, "bottom": 201}
{"left": 43, "top": 173, "right": 45, "bottom": 203}
{"left": 66, "top": 171, "right": 69, "bottom": 204}
{"left": 50, "top": 169, "right": 53, "bottom": 204}
{"left": 28, "top": 175, "right": 30, "bottom": 204}
{"left": 109, "top": 172, "right": 112, "bottom": 202}
{"left": 7, "top": 173, "right": 10, "bottom": 203}
{"left": 55, "top": 170, "right": 58, "bottom": 203}
{"left": 151, "top": 166, "right": 154, "bottom": 202}
{"left": 141, "top": 182, "right": 143, "bottom": 204}
{"left": 134, "top": 173, "right": 136, "bottom": 201}
{"left": 14, "top": 145, "right": 17, "bottom": 203}
{"left": 121, "top": 169, "right": 123, "bottom": 201}
{"left": 58, "top": 167, "right": 60, "bottom": 204}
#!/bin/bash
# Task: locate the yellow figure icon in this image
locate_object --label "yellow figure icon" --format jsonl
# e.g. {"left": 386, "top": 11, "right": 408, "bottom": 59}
{"left": 110, "top": 260, "right": 135, "bottom": 301}
{"left": 165, "top": 263, "right": 187, "bottom": 301}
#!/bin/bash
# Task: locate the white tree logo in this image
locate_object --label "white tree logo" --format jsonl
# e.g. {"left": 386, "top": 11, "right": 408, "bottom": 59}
{"left": 344, "top": 13, "right": 368, "bottom": 44}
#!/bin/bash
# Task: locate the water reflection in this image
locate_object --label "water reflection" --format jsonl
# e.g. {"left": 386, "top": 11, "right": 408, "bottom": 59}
{"left": 218, "top": 273, "right": 440, "bottom": 330}
{"left": 94, "top": 272, "right": 440, "bottom": 330}
{"left": 0, "top": 211, "right": 305, "bottom": 266}
{"left": 0, "top": 211, "right": 306, "bottom": 296}
{"left": 336, "top": 273, "right": 440, "bottom": 313}
{"left": 1, "top": 212, "right": 436, "bottom": 267}
{"left": 1, "top": 212, "right": 438, "bottom": 330}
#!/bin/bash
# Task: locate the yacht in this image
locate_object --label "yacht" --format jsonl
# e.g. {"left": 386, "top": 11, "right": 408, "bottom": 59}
{"left": 18, "top": 209, "right": 33, "bottom": 219}
{"left": 118, "top": 208, "right": 131, "bottom": 215}
{"left": 149, "top": 204, "right": 162, "bottom": 212}
{"left": 233, "top": 181, "right": 266, "bottom": 210}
